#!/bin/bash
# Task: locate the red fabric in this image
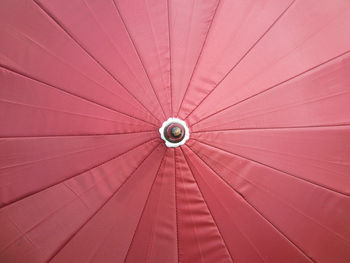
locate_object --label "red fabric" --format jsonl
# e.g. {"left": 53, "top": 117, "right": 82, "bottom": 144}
{"left": 1, "top": 0, "right": 350, "bottom": 262}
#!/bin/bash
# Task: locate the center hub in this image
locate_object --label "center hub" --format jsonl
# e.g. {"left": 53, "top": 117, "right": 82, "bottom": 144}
{"left": 164, "top": 123, "right": 185, "bottom": 143}
{"left": 159, "top": 118, "right": 190, "bottom": 147}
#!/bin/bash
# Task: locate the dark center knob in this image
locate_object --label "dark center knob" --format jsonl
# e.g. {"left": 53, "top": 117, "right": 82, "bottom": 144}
{"left": 171, "top": 126, "right": 182, "bottom": 137}
{"left": 164, "top": 122, "right": 186, "bottom": 143}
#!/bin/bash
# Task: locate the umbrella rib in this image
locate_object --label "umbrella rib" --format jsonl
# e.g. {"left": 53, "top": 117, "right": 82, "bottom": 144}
{"left": 191, "top": 49, "right": 350, "bottom": 127}
{"left": 0, "top": 147, "right": 160, "bottom": 256}
{"left": 191, "top": 138, "right": 350, "bottom": 198}
{"left": 188, "top": 145, "right": 350, "bottom": 245}
{"left": 185, "top": 144, "right": 316, "bottom": 263}
{"left": 167, "top": 0, "right": 174, "bottom": 116}
{"left": 2, "top": 23, "right": 152, "bottom": 118}
{"left": 180, "top": 147, "right": 236, "bottom": 263}
{"left": 176, "top": 0, "right": 222, "bottom": 117}
{"left": 0, "top": 130, "right": 156, "bottom": 139}
{"left": 0, "top": 64, "right": 158, "bottom": 128}
{"left": 47, "top": 142, "right": 162, "bottom": 262}
{"left": 181, "top": 146, "right": 266, "bottom": 263}
{"left": 112, "top": 0, "right": 167, "bottom": 120}
{"left": 0, "top": 98, "right": 156, "bottom": 126}
{"left": 186, "top": 144, "right": 350, "bottom": 244}
{"left": 123, "top": 149, "right": 168, "bottom": 263}
{"left": 0, "top": 138, "right": 160, "bottom": 209}
{"left": 191, "top": 124, "right": 350, "bottom": 133}
{"left": 0, "top": 133, "right": 157, "bottom": 171}
{"left": 32, "top": 0, "right": 162, "bottom": 125}
{"left": 173, "top": 148, "right": 180, "bottom": 263}
{"left": 182, "top": 0, "right": 296, "bottom": 122}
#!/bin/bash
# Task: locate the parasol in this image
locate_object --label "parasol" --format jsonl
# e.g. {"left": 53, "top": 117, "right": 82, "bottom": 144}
{"left": 1, "top": 0, "right": 350, "bottom": 262}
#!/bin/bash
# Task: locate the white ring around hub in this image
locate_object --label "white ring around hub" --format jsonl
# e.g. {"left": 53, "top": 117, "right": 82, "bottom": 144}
{"left": 159, "top": 117, "right": 190, "bottom": 148}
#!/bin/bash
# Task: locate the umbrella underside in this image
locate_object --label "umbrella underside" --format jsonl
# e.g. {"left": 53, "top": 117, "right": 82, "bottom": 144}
{"left": 0, "top": 0, "right": 350, "bottom": 262}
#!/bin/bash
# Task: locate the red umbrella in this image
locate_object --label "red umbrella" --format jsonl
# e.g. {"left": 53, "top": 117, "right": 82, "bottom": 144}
{"left": 1, "top": 0, "right": 350, "bottom": 262}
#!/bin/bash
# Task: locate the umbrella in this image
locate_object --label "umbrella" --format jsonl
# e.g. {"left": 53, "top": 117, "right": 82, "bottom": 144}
{"left": 1, "top": 0, "right": 350, "bottom": 262}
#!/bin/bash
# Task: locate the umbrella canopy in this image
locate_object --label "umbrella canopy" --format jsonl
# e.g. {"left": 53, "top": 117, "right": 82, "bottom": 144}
{"left": 1, "top": 0, "right": 350, "bottom": 262}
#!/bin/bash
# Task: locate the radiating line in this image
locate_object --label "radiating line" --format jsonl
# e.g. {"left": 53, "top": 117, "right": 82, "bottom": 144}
{"left": 47, "top": 142, "right": 162, "bottom": 262}
{"left": 186, "top": 143, "right": 350, "bottom": 243}
{"left": 167, "top": 0, "right": 173, "bottom": 116}
{"left": 192, "top": 88, "right": 350, "bottom": 129}
{"left": 185, "top": 144, "right": 316, "bottom": 263}
{"left": 79, "top": 0, "right": 164, "bottom": 121}
{"left": 0, "top": 138, "right": 160, "bottom": 209}
{"left": 191, "top": 138, "right": 350, "bottom": 197}
{"left": 176, "top": 0, "right": 221, "bottom": 117}
{"left": 0, "top": 133, "right": 157, "bottom": 171}
{"left": 112, "top": 0, "right": 167, "bottom": 120}
{"left": 0, "top": 64, "right": 158, "bottom": 128}
{"left": 0, "top": 130, "right": 156, "bottom": 139}
{"left": 173, "top": 148, "right": 180, "bottom": 263}
{"left": 174, "top": 0, "right": 197, "bottom": 116}
{"left": 0, "top": 147, "right": 154, "bottom": 255}
{"left": 32, "top": 0, "right": 162, "bottom": 125}
{"left": 192, "top": 124, "right": 350, "bottom": 133}
{"left": 2, "top": 23, "right": 151, "bottom": 121}
{"left": 183, "top": 145, "right": 266, "bottom": 263}
{"left": 183, "top": 0, "right": 296, "bottom": 122}
{"left": 123, "top": 149, "right": 168, "bottom": 262}
{"left": 191, "top": 49, "right": 350, "bottom": 127}
{"left": 180, "top": 147, "right": 235, "bottom": 263}
{"left": 194, "top": 136, "right": 349, "bottom": 175}
{"left": 0, "top": 98, "right": 155, "bottom": 126}
{"left": 1, "top": 143, "right": 161, "bottom": 254}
